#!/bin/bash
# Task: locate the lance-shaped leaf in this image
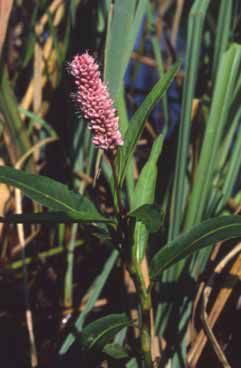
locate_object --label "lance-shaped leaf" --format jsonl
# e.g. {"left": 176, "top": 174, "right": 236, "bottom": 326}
{"left": 116, "top": 62, "right": 181, "bottom": 186}
{"left": 0, "top": 166, "right": 109, "bottom": 223}
{"left": 150, "top": 216, "right": 241, "bottom": 280}
{"left": 0, "top": 211, "right": 115, "bottom": 224}
{"left": 128, "top": 204, "right": 163, "bottom": 234}
{"left": 78, "top": 314, "right": 131, "bottom": 351}
{"left": 130, "top": 134, "right": 164, "bottom": 261}
{"left": 103, "top": 343, "right": 129, "bottom": 359}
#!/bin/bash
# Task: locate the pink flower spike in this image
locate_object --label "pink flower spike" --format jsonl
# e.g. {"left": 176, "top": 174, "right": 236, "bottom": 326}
{"left": 68, "top": 52, "right": 124, "bottom": 151}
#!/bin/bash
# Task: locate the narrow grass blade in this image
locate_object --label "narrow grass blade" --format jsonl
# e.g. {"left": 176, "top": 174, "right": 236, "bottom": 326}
{"left": 0, "top": 67, "right": 31, "bottom": 157}
{"left": 212, "top": 0, "right": 233, "bottom": 81}
{"left": 168, "top": 0, "right": 211, "bottom": 241}
{"left": 64, "top": 223, "right": 78, "bottom": 309}
{"left": 69, "top": 0, "right": 77, "bottom": 27}
{"left": 9, "top": 241, "right": 84, "bottom": 270}
{"left": 20, "top": 5, "right": 39, "bottom": 67}
{"left": 18, "top": 107, "right": 57, "bottom": 137}
{"left": 47, "top": 10, "right": 64, "bottom": 68}
{"left": 59, "top": 250, "right": 119, "bottom": 354}
{"left": 216, "top": 109, "right": 241, "bottom": 173}
{"left": 216, "top": 110, "right": 241, "bottom": 213}
{"left": 104, "top": 0, "right": 147, "bottom": 101}
{"left": 104, "top": 0, "right": 136, "bottom": 100}
{"left": 146, "top": 2, "right": 169, "bottom": 134}
{"left": 185, "top": 44, "right": 241, "bottom": 229}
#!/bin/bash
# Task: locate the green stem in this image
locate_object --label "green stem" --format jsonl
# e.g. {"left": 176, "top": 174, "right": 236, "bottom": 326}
{"left": 64, "top": 223, "right": 78, "bottom": 310}
{"left": 132, "top": 262, "right": 153, "bottom": 367}
{"left": 108, "top": 152, "right": 153, "bottom": 366}
{"left": 141, "top": 310, "right": 152, "bottom": 367}
{"left": 108, "top": 152, "right": 129, "bottom": 257}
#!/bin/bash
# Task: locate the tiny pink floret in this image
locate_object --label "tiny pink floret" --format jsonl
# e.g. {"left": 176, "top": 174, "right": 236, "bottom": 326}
{"left": 68, "top": 53, "right": 124, "bottom": 150}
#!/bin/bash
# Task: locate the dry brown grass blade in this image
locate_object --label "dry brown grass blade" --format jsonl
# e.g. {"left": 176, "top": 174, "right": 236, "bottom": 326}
{"left": 33, "top": 43, "right": 43, "bottom": 115}
{"left": 159, "top": 0, "right": 174, "bottom": 16}
{"left": 188, "top": 248, "right": 241, "bottom": 367}
{"left": 11, "top": 228, "right": 40, "bottom": 258}
{"left": 15, "top": 185, "right": 39, "bottom": 368}
{"left": 131, "top": 52, "right": 157, "bottom": 68}
{"left": 191, "top": 98, "right": 200, "bottom": 121}
{"left": 35, "top": 0, "right": 63, "bottom": 35}
{"left": 0, "top": 0, "right": 13, "bottom": 56}
{"left": 11, "top": 136, "right": 58, "bottom": 368}
{"left": 201, "top": 296, "right": 231, "bottom": 368}
{"left": 139, "top": 257, "right": 161, "bottom": 365}
{"left": 21, "top": 0, "right": 65, "bottom": 112}
{"left": 0, "top": 159, "right": 10, "bottom": 238}
{"left": 171, "top": 0, "right": 185, "bottom": 47}
{"left": 189, "top": 202, "right": 241, "bottom": 346}
{"left": 200, "top": 244, "right": 241, "bottom": 368}
{"left": 33, "top": 43, "right": 44, "bottom": 162}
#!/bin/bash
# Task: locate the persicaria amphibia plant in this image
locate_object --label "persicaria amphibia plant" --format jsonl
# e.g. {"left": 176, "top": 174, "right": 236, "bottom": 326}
{"left": 68, "top": 52, "right": 123, "bottom": 151}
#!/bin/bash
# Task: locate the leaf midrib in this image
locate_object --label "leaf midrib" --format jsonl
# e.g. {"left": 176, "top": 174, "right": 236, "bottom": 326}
{"left": 151, "top": 222, "right": 241, "bottom": 278}
{"left": 0, "top": 175, "right": 84, "bottom": 216}
{"left": 87, "top": 319, "right": 130, "bottom": 349}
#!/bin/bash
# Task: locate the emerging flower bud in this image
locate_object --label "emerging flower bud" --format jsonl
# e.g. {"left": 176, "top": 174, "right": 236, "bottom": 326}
{"left": 68, "top": 53, "right": 124, "bottom": 151}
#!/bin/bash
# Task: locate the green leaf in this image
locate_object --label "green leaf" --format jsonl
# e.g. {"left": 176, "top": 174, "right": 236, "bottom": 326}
{"left": 212, "top": 0, "right": 233, "bottom": 81}
{"left": 131, "top": 134, "right": 164, "bottom": 261}
{"left": 103, "top": 343, "right": 129, "bottom": 359}
{"left": 104, "top": 0, "right": 136, "bottom": 99}
{"left": 150, "top": 216, "right": 241, "bottom": 279}
{"left": 59, "top": 250, "right": 119, "bottom": 355}
{"left": 0, "top": 166, "right": 109, "bottom": 223}
{"left": 132, "top": 134, "right": 164, "bottom": 210}
{"left": 116, "top": 61, "right": 181, "bottom": 186}
{"left": 126, "top": 358, "right": 138, "bottom": 368}
{"left": 0, "top": 211, "right": 115, "bottom": 224}
{"left": 128, "top": 204, "right": 163, "bottom": 233}
{"left": 0, "top": 67, "right": 31, "bottom": 156}
{"left": 104, "top": 0, "right": 147, "bottom": 101}
{"left": 79, "top": 314, "right": 131, "bottom": 351}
